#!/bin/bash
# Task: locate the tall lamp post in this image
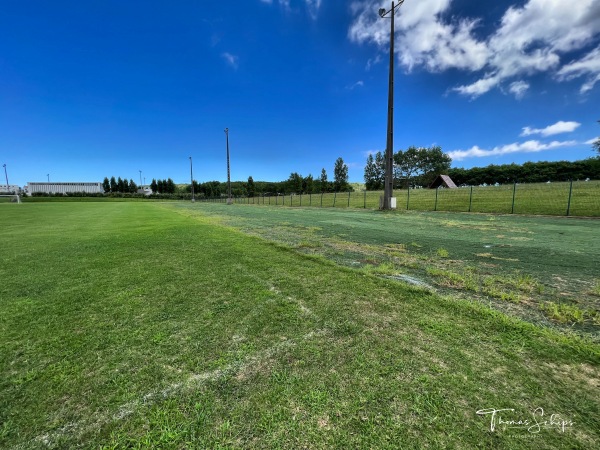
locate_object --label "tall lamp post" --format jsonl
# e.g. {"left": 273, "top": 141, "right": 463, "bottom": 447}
{"left": 189, "top": 156, "right": 195, "bottom": 202}
{"left": 47, "top": 174, "right": 50, "bottom": 183}
{"left": 139, "top": 170, "right": 143, "bottom": 190}
{"left": 3, "top": 164, "right": 8, "bottom": 191}
{"left": 379, "top": 0, "right": 405, "bottom": 210}
{"left": 224, "top": 128, "right": 232, "bottom": 204}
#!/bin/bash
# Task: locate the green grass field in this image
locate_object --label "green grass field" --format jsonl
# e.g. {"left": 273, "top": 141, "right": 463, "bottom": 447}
{"left": 226, "top": 180, "right": 600, "bottom": 217}
{"left": 1, "top": 202, "right": 599, "bottom": 449}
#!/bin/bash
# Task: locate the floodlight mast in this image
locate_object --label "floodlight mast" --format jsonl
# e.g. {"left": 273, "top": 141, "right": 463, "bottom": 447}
{"left": 225, "top": 128, "right": 232, "bottom": 204}
{"left": 379, "top": 0, "right": 405, "bottom": 210}
{"left": 189, "top": 157, "right": 195, "bottom": 202}
{"left": 3, "top": 164, "right": 9, "bottom": 190}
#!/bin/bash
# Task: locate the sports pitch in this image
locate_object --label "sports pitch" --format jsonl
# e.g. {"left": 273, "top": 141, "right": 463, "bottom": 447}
{"left": 1, "top": 202, "right": 599, "bottom": 449}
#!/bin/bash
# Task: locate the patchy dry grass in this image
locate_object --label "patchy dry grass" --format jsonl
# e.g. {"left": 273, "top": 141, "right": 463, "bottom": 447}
{"left": 2, "top": 202, "right": 598, "bottom": 449}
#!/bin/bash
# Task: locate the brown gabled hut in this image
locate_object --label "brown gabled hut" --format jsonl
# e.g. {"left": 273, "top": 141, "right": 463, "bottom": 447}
{"left": 429, "top": 175, "right": 457, "bottom": 189}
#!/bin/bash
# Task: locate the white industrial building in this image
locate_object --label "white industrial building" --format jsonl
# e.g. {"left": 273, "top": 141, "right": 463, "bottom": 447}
{"left": 0, "top": 184, "right": 22, "bottom": 194}
{"left": 26, "top": 182, "right": 104, "bottom": 195}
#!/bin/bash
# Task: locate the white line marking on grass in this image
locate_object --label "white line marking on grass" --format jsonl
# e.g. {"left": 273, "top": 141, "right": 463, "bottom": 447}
{"left": 26, "top": 329, "right": 328, "bottom": 449}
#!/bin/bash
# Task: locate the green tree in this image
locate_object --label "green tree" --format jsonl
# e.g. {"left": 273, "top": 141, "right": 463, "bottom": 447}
{"left": 166, "top": 178, "right": 176, "bottom": 194}
{"left": 419, "top": 146, "right": 452, "bottom": 187}
{"left": 110, "top": 176, "right": 117, "bottom": 193}
{"left": 593, "top": 121, "right": 600, "bottom": 156}
{"left": 287, "top": 172, "right": 303, "bottom": 194}
{"left": 157, "top": 179, "right": 164, "bottom": 194}
{"left": 394, "top": 146, "right": 451, "bottom": 188}
{"left": 333, "top": 157, "right": 349, "bottom": 192}
{"left": 364, "top": 153, "right": 380, "bottom": 190}
{"left": 320, "top": 168, "right": 328, "bottom": 192}
{"left": 394, "top": 147, "right": 420, "bottom": 188}
{"left": 150, "top": 179, "right": 158, "bottom": 193}
{"left": 117, "top": 177, "right": 124, "bottom": 193}
{"left": 102, "top": 177, "right": 110, "bottom": 193}
{"left": 247, "top": 176, "right": 256, "bottom": 197}
{"left": 129, "top": 179, "right": 137, "bottom": 193}
{"left": 122, "top": 178, "right": 129, "bottom": 193}
{"left": 303, "top": 174, "right": 314, "bottom": 194}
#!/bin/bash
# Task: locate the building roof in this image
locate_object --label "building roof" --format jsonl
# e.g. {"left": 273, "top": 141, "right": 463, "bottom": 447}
{"left": 429, "top": 175, "right": 457, "bottom": 189}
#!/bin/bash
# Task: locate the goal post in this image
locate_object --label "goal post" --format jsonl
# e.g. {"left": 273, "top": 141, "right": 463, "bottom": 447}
{"left": 0, "top": 194, "right": 21, "bottom": 204}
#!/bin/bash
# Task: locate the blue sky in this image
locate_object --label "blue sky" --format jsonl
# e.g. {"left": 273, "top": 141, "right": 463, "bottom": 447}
{"left": 1, "top": 0, "right": 599, "bottom": 187}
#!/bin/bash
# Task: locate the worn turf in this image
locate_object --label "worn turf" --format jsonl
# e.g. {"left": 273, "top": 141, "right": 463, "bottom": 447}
{"left": 1, "top": 202, "right": 598, "bottom": 449}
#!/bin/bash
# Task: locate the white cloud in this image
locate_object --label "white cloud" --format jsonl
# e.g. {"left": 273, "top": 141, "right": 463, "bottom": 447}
{"left": 520, "top": 121, "right": 581, "bottom": 137}
{"left": 363, "top": 149, "right": 380, "bottom": 157}
{"left": 347, "top": 80, "right": 365, "bottom": 90}
{"left": 221, "top": 52, "right": 239, "bottom": 69}
{"left": 585, "top": 137, "right": 599, "bottom": 145}
{"left": 557, "top": 45, "right": 600, "bottom": 93}
{"left": 348, "top": 0, "right": 600, "bottom": 97}
{"left": 304, "top": 0, "right": 322, "bottom": 20}
{"left": 365, "top": 54, "right": 382, "bottom": 71}
{"left": 508, "top": 81, "right": 529, "bottom": 99}
{"left": 261, "top": 0, "right": 320, "bottom": 18}
{"left": 448, "top": 140, "right": 578, "bottom": 161}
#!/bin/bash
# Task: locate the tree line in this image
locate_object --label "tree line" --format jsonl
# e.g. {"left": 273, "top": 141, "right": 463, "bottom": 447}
{"left": 448, "top": 158, "right": 600, "bottom": 186}
{"left": 364, "top": 146, "right": 451, "bottom": 189}
{"left": 149, "top": 178, "right": 176, "bottom": 194}
{"left": 364, "top": 144, "right": 599, "bottom": 189}
{"left": 102, "top": 176, "right": 138, "bottom": 193}
{"left": 185, "top": 157, "right": 351, "bottom": 197}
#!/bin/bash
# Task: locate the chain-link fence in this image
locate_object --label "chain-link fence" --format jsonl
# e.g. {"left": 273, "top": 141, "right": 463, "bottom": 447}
{"left": 198, "top": 180, "right": 600, "bottom": 217}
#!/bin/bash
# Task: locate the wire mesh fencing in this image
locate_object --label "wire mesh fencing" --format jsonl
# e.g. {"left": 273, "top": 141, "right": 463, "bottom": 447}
{"left": 197, "top": 180, "right": 600, "bottom": 217}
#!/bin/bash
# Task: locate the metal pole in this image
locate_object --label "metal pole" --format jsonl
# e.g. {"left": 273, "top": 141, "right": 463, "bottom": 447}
{"left": 333, "top": 191, "right": 337, "bottom": 207}
{"left": 566, "top": 179, "right": 573, "bottom": 216}
{"left": 225, "top": 128, "right": 232, "bottom": 204}
{"left": 468, "top": 186, "right": 473, "bottom": 212}
{"left": 310, "top": 193, "right": 312, "bottom": 206}
{"left": 47, "top": 174, "right": 50, "bottom": 182}
{"left": 348, "top": 191, "right": 351, "bottom": 207}
{"left": 139, "top": 170, "right": 142, "bottom": 190}
{"left": 434, "top": 187, "right": 439, "bottom": 211}
{"left": 364, "top": 190, "right": 367, "bottom": 209}
{"left": 189, "top": 157, "right": 195, "bottom": 202}
{"left": 321, "top": 192, "right": 323, "bottom": 207}
{"left": 3, "top": 164, "right": 8, "bottom": 189}
{"left": 511, "top": 181, "right": 517, "bottom": 214}
{"left": 381, "top": 1, "right": 400, "bottom": 210}
{"left": 406, "top": 186, "right": 410, "bottom": 210}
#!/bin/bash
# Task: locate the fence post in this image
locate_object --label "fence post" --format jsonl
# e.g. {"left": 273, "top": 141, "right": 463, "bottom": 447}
{"left": 566, "top": 179, "right": 573, "bottom": 216}
{"left": 310, "top": 193, "right": 312, "bottom": 206}
{"left": 434, "top": 187, "right": 439, "bottom": 211}
{"left": 300, "top": 193, "right": 302, "bottom": 207}
{"left": 348, "top": 191, "right": 351, "bottom": 207}
{"left": 333, "top": 191, "right": 337, "bottom": 207}
{"left": 406, "top": 187, "right": 410, "bottom": 210}
{"left": 364, "top": 190, "right": 367, "bottom": 209}
{"left": 283, "top": 194, "right": 285, "bottom": 206}
{"left": 511, "top": 181, "right": 517, "bottom": 214}
{"left": 468, "top": 186, "right": 473, "bottom": 212}
{"left": 321, "top": 192, "right": 323, "bottom": 207}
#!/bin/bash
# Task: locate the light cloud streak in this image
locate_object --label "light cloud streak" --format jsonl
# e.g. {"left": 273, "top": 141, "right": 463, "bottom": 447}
{"left": 448, "top": 140, "right": 578, "bottom": 161}
{"left": 221, "top": 52, "right": 239, "bottom": 69}
{"left": 521, "top": 121, "right": 581, "bottom": 137}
